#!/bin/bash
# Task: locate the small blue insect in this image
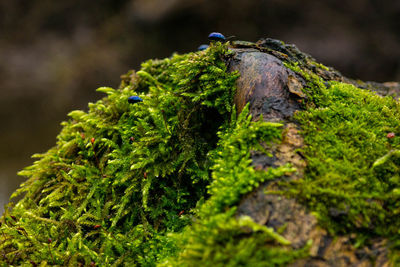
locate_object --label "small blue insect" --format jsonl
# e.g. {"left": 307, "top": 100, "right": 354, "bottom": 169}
{"left": 198, "top": 44, "right": 209, "bottom": 51}
{"left": 128, "top": 96, "right": 143, "bottom": 104}
{"left": 208, "top": 32, "right": 226, "bottom": 42}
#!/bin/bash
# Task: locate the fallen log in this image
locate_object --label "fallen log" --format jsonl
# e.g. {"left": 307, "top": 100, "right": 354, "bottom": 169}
{"left": 229, "top": 39, "right": 393, "bottom": 266}
{"left": 1, "top": 37, "right": 399, "bottom": 266}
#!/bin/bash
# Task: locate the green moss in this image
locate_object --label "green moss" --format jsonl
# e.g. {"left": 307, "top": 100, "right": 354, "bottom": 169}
{"left": 0, "top": 44, "right": 307, "bottom": 266}
{"left": 160, "top": 107, "right": 309, "bottom": 266}
{"left": 285, "top": 62, "right": 400, "bottom": 260}
{"left": 7, "top": 39, "right": 399, "bottom": 265}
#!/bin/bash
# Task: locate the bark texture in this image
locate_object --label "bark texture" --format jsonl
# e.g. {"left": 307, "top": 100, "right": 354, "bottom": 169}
{"left": 228, "top": 39, "right": 392, "bottom": 266}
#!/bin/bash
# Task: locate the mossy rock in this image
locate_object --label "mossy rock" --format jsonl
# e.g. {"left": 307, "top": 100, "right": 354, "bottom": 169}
{"left": 1, "top": 39, "right": 400, "bottom": 266}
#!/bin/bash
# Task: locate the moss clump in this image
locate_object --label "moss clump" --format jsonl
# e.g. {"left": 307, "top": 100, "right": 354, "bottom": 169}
{"left": 0, "top": 43, "right": 307, "bottom": 266}
{"left": 160, "top": 107, "right": 309, "bottom": 266}
{"left": 285, "top": 62, "right": 400, "bottom": 261}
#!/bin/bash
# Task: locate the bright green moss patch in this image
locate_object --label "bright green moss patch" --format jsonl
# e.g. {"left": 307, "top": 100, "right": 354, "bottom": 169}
{"left": 160, "top": 107, "right": 309, "bottom": 266}
{"left": 0, "top": 44, "right": 307, "bottom": 266}
{"left": 286, "top": 62, "right": 400, "bottom": 258}
{"left": 0, "top": 43, "right": 237, "bottom": 265}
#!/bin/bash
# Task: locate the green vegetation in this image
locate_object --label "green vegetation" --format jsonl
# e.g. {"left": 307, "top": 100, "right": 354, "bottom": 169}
{"left": 285, "top": 62, "right": 400, "bottom": 262}
{"left": 0, "top": 43, "right": 306, "bottom": 266}
{"left": 161, "top": 106, "right": 309, "bottom": 266}
{"left": 3, "top": 39, "right": 400, "bottom": 266}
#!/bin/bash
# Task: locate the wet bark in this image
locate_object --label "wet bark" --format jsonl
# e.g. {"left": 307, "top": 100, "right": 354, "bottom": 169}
{"left": 227, "top": 39, "right": 392, "bottom": 267}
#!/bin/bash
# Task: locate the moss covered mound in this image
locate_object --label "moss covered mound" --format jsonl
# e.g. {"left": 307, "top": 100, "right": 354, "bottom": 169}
{"left": 1, "top": 40, "right": 400, "bottom": 266}
{"left": 0, "top": 43, "right": 302, "bottom": 266}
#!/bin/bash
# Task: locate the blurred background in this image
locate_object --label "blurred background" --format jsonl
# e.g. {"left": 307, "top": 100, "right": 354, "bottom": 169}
{"left": 1, "top": 0, "right": 400, "bottom": 214}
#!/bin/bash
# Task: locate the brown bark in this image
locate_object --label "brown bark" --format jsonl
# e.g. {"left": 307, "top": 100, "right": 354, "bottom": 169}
{"left": 227, "top": 39, "right": 391, "bottom": 266}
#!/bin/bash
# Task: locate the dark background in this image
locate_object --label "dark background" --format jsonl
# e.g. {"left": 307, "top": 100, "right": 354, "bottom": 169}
{"left": 1, "top": 0, "right": 400, "bottom": 213}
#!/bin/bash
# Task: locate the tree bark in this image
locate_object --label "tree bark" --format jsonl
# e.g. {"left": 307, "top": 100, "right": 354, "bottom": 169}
{"left": 227, "top": 38, "right": 392, "bottom": 266}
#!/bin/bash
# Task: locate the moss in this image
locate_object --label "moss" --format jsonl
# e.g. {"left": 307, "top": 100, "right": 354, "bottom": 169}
{"left": 5, "top": 38, "right": 400, "bottom": 265}
{"left": 285, "top": 62, "right": 400, "bottom": 261}
{"left": 0, "top": 43, "right": 307, "bottom": 266}
{"left": 159, "top": 107, "right": 309, "bottom": 266}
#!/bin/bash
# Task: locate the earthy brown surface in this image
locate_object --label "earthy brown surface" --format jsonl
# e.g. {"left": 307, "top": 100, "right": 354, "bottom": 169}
{"left": 228, "top": 50, "right": 302, "bottom": 121}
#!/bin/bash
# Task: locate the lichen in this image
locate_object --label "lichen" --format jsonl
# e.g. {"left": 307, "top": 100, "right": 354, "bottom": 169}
{"left": 284, "top": 61, "right": 400, "bottom": 263}
{"left": 0, "top": 43, "right": 307, "bottom": 266}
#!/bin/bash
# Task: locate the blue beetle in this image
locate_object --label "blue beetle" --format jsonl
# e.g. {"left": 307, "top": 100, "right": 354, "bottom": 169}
{"left": 128, "top": 96, "right": 143, "bottom": 104}
{"left": 208, "top": 32, "right": 226, "bottom": 42}
{"left": 198, "top": 44, "right": 209, "bottom": 51}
